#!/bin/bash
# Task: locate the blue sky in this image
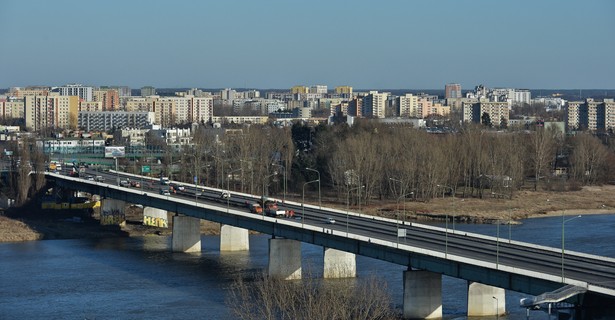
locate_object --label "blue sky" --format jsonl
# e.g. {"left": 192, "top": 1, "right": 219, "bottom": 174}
{"left": 1, "top": 0, "right": 614, "bottom": 90}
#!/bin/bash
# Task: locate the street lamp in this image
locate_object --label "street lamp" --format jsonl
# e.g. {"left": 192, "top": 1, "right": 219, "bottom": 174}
{"left": 562, "top": 215, "right": 582, "bottom": 282}
{"left": 114, "top": 156, "right": 119, "bottom": 186}
{"left": 272, "top": 163, "right": 286, "bottom": 203}
{"left": 302, "top": 178, "right": 319, "bottom": 228}
{"left": 240, "top": 159, "right": 254, "bottom": 195}
{"left": 305, "top": 167, "right": 321, "bottom": 208}
{"left": 263, "top": 172, "right": 278, "bottom": 219}
{"left": 346, "top": 185, "right": 364, "bottom": 236}
{"left": 226, "top": 168, "right": 242, "bottom": 213}
{"left": 492, "top": 296, "right": 499, "bottom": 320}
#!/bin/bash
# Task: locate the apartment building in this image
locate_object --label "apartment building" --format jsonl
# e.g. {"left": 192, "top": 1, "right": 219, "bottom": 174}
{"left": 92, "top": 89, "right": 120, "bottom": 110}
{"left": 141, "top": 86, "right": 156, "bottom": 97}
{"left": 398, "top": 94, "right": 418, "bottom": 117}
{"left": 310, "top": 85, "right": 327, "bottom": 94}
{"left": 79, "top": 111, "right": 156, "bottom": 131}
{"left": 0, "top": 99, "right": 24, "bottom": 119}
{"left": 59, "top": 84, "right": 93, "bottom": 102}
{"left": 445, "top": 83, "right": 462, "bottom": 99}
{"left": 462, "top": 100, "right": 509, "bottom": 126}
{"left": 362, "top": 91, "right": 387, "bottom": 118}
{"left": 9, "top": 86, "right": 50, "bottom": 97}
{"left": 566, "top": 98, "right": 615, "bottom": 132}
{"left": 25, "top": 94, "right": 79, "bottom": 130}
{"left": 79, "top": 101, "right": 103, "bottom": 112}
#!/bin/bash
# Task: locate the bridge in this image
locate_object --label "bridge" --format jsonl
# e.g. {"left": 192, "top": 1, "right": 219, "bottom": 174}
{"left": 45, "top": 170, "right": 615, "bottom": 319}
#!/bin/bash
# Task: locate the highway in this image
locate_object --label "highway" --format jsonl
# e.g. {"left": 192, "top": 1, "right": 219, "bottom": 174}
{"left": 56, "top": 168, "right": 615, "bottom": 296}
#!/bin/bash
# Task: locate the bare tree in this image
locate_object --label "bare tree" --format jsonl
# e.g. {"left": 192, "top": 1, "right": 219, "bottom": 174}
{"left": 569, "top": 133, "right": 610, "bottom": 185}
{"left": 227, "top": 272, "right": 396, "bottom": 320}
{"left": 527, "top": 127, "right": 557, "bottom": 190}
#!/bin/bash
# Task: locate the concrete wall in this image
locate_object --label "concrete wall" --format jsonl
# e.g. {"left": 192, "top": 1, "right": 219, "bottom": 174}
{"left": 323, "top": 248, "right": 356, "bottom": 278}
{"left": 467, "top": 282, "right": 505, "bottom": 316}
{"left": 403, "top": 270, "right": 442, "bottom": 319}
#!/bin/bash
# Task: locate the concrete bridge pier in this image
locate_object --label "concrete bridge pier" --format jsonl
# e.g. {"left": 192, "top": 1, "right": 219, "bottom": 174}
{"left": 172, "top": 215, "right": 201, "bottom": 253}
{"left": 403, "top": 270, "right": 442, "bottom": 319}
{"left": 467, "top": 282, "right": 506, "bottom": 317}
{"left": 220, "top": 225, "right": 249, "bottom": 251}
{"left": 268, "top": 238, "right": 301, "bottom": 280}
{"left": 323, "top": 248, "right": 356, "bottom": 278}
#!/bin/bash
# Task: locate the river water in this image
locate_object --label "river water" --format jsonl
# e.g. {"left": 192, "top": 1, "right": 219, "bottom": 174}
{"left": 1, "top": 214, "right": 613, "bottom": 319}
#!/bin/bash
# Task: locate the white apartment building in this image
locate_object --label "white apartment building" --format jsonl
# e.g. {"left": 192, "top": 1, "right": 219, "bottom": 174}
{"left": 58, "top": 84, "right": 93, "bottom": 102}
{"left": 398, "top": 94, "right": 418, "bottom": 117}
{"left": 310, "top": 85, "right": 328, "bottom": 94}
{"left": 362, "top": 91, "right": 388, "bottom": 118}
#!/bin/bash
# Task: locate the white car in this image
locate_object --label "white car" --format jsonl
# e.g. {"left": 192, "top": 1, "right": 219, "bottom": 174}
{"left": 325, "top": 217, "right": 336, "bottom": 224}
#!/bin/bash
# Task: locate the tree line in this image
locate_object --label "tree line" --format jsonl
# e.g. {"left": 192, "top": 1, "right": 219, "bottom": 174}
{"left": 158, "top": 120, "right": 615, "bottom": 206}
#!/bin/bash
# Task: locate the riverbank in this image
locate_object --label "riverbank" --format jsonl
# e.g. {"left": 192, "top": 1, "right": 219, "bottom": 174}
{"left": 2, "top": 185, "right": 614, "bottom": 242}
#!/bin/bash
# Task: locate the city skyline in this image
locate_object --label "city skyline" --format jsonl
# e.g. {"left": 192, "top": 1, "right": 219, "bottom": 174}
{"left": 1, "top": 0, "right": 614, "bottom": 90}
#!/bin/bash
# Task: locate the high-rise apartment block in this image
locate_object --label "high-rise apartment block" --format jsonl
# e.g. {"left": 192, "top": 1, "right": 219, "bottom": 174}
{"left": 93, "top": 89, "right": 120, "bottom": 111}
{"left": 291, "top": 86, "right": 309, "bottom": 94}
{"left": 310, "top": 85, "right": 327, "bottom": 94}
{"left": 362, "top": 91, "right": 388, "bottom": 119}
{"left": 59, "top": 84, "right": 93, "bottom": 102}
{"left": 462, "top": 101, "right": 509, "bottom": 126}
{"left": 140, "top": 86, "right": 156, "bottom": 97}
{"left": 445, "top": 83, "right": 462, "bottom": 99}
{"left": 398, "top": 94, "right": 418, "bottom": 117}
{"left": 566, "top": 98, "right": 615, "bottom": 132}
{"left": 25, "top": 94, "right": 79, "bottom": 130}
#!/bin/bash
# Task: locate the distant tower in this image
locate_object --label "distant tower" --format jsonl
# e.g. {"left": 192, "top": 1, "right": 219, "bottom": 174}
{"left": 141, "top": 86, "right": 156, "bottom": 97}
{"left": 445, "top": 83, "right": 462, "bottom": 99}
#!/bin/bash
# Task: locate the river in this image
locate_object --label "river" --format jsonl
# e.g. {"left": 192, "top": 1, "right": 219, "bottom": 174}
{"left": 0, "top": 214, "right": 613, "bottom": 319}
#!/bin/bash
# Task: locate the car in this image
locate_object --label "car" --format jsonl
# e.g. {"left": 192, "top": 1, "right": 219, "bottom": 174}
{"left": 220, "top": 191, "right": 230, "bottom": 199}
{"left": 160, "top": 189, "right": 171, "bottom": 196}
{"left": 95, "top": 176, "right": 105, "bottom": 182}
{"left": 119, "top": 180, "right": 130, "bottom": 187}
{"left": 85, "top": 175, "right": 94, "bottom": 181}
{"left": 176, "top": 185, "right": 185, "bottom": 192}
{"left": 325, "top": 217, "right": 336, "bottom": 224}
{"left": 130, "top": 181, "right": 141, "bottom": 188}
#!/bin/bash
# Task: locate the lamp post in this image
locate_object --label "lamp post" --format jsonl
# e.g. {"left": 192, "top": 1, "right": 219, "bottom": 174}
{"left": 226, "top": 168, "right": 242, "bottom": 213}
{"left": 346, "top": 185, "right": 364, "bottom": 237}
{"left": 302, "top": 178, "right": 319, "bottom": 228}
{"left": 496, "top": 218, "right": 500, "bottom": 268}
{"left": 240, "top": 159, "right": 254, "bottom": 195}
{"left": 263, "top": 173, "right": 278, "bottom": 219}
{"left": 272, "top": 163, "right": 286, "bottom": 203}
{"left": 492, "top": 296, "right": 499, "bottom": 320}
{"left": 114, "top": 156, "right": 119, "bottom": 186}
{"left": 562, "top": 215, "right": 582, "bottom": 282}
{"left": 390, "top": 178, "right": 404, "bottom": 247}
{"left": 305, "top": 167, "right": 321, "bottom": 208}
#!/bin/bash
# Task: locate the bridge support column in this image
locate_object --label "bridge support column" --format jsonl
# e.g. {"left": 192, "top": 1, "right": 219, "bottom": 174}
{"left": 172, "top": 215, "right": 201, "bottom": 253}
{"left": 220, "top": 225, "right": 249, "bottom": 251}
{"left": 268, "top": 238, "right": 301, "bottom": 280}
{"left": 323, "top": 248, "right": 356, "bottom": 278}
{"left": 467, "top": 282, "right": 505, "bottom": 317}
{"left": 403, "top": 270, "right": 442, "bottom": 319}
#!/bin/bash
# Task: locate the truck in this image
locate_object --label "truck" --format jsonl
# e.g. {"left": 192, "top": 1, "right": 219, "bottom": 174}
{"left": 272, "top": 210, "right": 295, "bottom": 218}
{"left": 259, "top": 197, "right": 279, "bottom": 216}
